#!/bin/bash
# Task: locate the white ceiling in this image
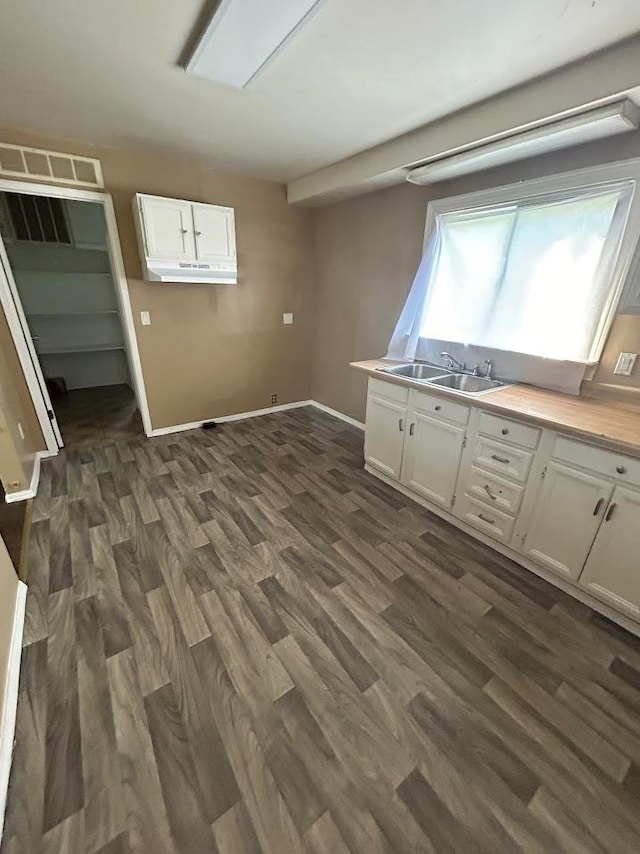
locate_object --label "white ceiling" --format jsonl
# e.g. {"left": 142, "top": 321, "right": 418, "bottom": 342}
{"left": 2, "top": 0, "right": 640, "bottom": 182}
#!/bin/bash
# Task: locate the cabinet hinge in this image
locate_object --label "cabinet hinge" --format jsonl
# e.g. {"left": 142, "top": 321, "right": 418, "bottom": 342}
{"left": 541, "top": 466, "right": 547, "bottom": 480}
{"left": 462, "top": 437, "right": 467, "bottom": 449}
{"left": 47, "top": 409, "right": 55, "bottom": 421}
{"left": 451, "top": 495, "right": 456, "bottom": 507}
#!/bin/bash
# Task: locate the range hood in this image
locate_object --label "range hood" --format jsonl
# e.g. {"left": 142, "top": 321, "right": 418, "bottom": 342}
{"left": 143, "top": 259, "right": 237, "bottom": 285}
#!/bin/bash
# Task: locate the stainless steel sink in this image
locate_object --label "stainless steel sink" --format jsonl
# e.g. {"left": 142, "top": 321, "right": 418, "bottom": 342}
{"left": 378, "top": 363, "right": 448, "bottom": 380}
{"left": 428, "top": 374, "right": 505, "bottom": 394}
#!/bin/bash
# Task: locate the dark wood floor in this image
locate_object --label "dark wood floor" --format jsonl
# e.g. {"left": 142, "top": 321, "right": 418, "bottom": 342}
{"left": 3, "top": 407, "right": 640, "bottom": 853}
{"left": 55, "top": 384, "right": 144, "bottom": 451}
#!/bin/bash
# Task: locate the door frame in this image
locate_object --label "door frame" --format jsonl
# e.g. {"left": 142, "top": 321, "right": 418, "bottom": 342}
{"left": 0, "top": 177, "right": 152, "bottom": 453}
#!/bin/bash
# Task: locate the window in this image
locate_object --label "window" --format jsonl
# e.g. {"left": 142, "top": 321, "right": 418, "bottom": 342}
{"left": 1, "top": 193, "right": 71, "bottom": 245}
{"left": 388, "top": 162, "right": 640, "bottom": 375}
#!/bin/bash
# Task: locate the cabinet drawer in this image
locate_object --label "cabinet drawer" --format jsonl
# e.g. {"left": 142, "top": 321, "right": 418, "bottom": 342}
{"left": 411, "top": 390, "right": 469, "bottom": 426}
{"left": 464, "top": 466, "right": 524, "bottom": 515}
{"left": 477, "top": 412, "right": 540, "bottom": 450}
{"left": 458, "top": 495, "right": 516, "bottom": 544}
{"left": 473, "top": 436, "right": 533, "bottom": 483}
{"left": 552, "top": 436, "right": 640, "bottom": 488}
{"left": 368, "top": 377, "right": 409, "bottom": 405}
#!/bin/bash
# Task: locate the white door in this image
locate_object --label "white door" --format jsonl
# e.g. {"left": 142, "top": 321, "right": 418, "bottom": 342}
{"left": 523, "top": 461, "right": 613, "bottom": 580}
{"left": 192, "top": 204, "right": 236, "bottom": 263}
{"left": 400, "top": 404, "right": 466, "bottom": 509}
{"left": 139, "top": 196, "right": 195, "bottom": 261}
{"left": 579, "top": 486, "right": 640, "bottom": 620}
{"left": 364, "top": 393, "right": 407, "bottom": 480}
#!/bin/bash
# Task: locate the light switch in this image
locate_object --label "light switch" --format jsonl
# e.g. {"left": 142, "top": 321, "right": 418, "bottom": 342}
{"left": 140, "top": 311, "right": 151, "bottom": 326}
{"left": 283, "top": 312, "right": 293, "bottom": 325}
{"left": 613, "top": 351, "right": 638, "bottom": 376}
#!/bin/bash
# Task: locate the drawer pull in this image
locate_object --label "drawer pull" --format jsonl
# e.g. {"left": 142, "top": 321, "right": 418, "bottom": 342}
{"left": 605, "top": 502, "right": 617, "bottom": 522}
{"left": 478, "top": 513, "right": 495, "bottom": 525}
{"left": 409, "top": 423, "right": 415, "bottom": 436}
{"left": 435, "top": 405, "right": 441, "bottom": 411}
{"left": 501, "top": 428, "right": 509, "bottom": 435}
{"left": 399, "top": 418, "right": 404, "bottom": 432}
{"left": 593, "top": 498, "right": 604, "bottom": 516}
{"left": 616, "top": 465, "right": 627, "bottom": 475}
{"left": 490, "top": 454, "right": 510, "bottom": 465}
{"left": 483, "top": 484, "right": 497, "bottom": 501}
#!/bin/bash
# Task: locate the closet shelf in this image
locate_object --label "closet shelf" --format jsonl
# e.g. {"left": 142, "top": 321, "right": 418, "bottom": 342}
{"left": 26, "top": 310, "right": 118, "bottom": 318}
{"left": 37, "top": 343, "right": 125, "bottom": 355}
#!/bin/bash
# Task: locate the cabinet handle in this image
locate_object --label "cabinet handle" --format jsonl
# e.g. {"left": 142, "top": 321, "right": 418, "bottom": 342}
{"left": 195, "top": 230, "right": 202, "bottom": 236}
{"left": 478, "top": 513, "right": 495, "bottom": 525}
{"left": 180, "top": 228, "right": 188, "bottom": 234}
{"left": 434, "top": 405, "right": 441, "bottom": 411}
{"left": 616, "top": 465, "right": 627, "bottom": 475}
{"left": 593, "top": 498, "right": 604, "bottom": 516}
{"left": 490, "top": 454, "right": 510, "bottom": 465}
{"left": 605, "top": 502, "right": 617, "bottom": 522}
{"left": 483, "top": 484, "right": 497, "bottom": 501}
{"left": 501, "top": 428, "right": 509, "bottom": 435}
{"left": 399, "top": 418, "right": 404, "bottom": 432}
{"left": 409, "top": 423, "right": 415, "bottom": 436}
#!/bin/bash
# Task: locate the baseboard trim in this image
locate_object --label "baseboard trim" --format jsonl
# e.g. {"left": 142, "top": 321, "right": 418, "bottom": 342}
{"left": 148, "top": 400, "right": 313, "bottom": 437}
{"left": 4, "top": 449, "right": 52, "bottom": 503}
{"left": 308, "top": 401, "right": 365, "bottom": 430}
{"left": 0, "top": 581, "right": 27, "bottom": 840}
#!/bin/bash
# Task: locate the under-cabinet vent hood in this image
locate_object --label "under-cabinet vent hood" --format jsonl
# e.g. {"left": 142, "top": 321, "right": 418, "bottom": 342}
{"left": 143, "top": 259, "right": 237, "bottom": 285}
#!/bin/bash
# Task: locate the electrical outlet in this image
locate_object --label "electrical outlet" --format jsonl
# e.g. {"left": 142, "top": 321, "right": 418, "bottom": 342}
{"left": 271, "top": 394, "right": 277, "bottom": 404}
{"left": 140, "top": 311, "right": 151, "bottom": 326}
{"left": 283, "top": 313, "right": 293, "bottom": 325}
{"left": 17, "top": 422, "right": 24, "bottom": 441}
{"left": 613, "top": 352, "right": 638, "bottom": 376}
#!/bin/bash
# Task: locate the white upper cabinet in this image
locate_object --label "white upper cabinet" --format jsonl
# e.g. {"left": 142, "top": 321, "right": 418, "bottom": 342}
{"left": 522, "top": 461, "right": 613, "bottom": 581}
{"left": 139, "top": 195, "right": 195, "bottom": 261}
{"left": 579, "top": 486, "right": 640, "bottom": 620}
{"left": 191, "top": 203, "right": 236, "bottom": 264}
{"left": 400, "top": 390, "right": 467, "bottom": 509}
{"left": 364, "top": 381, "right": 407, "bottom": 481}
{"left": 133, "top": 193, "right": 237, "bottom": 283}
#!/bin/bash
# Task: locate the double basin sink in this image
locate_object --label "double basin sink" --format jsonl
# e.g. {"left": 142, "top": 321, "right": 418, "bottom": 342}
{"left": 377, "top": 362, "right": 505, "bottom": 395}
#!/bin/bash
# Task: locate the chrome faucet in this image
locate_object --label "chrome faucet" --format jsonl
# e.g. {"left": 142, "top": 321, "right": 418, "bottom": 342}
{"left": 440, "top": 351, "right": 466, "bottom": 372}
{"left": 483, "top": 359, "right": 493, "bottom": 379}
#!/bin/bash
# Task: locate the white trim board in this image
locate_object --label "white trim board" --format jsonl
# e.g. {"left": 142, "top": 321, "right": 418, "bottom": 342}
{"left": 147, "top": 400, "right": 364, "bottom": 437}
{"left": 3, "top": 449, "right": 53, "bottom": 503}
{"left": 0, "top": 581, "right": 27, "bottom": 840}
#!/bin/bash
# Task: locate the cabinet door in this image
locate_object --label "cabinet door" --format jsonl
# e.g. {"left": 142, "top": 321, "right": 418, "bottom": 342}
{"left": 364, "top": 393, "right": 407, "bottom": 480}
{"left": 140, "top": 196, "right": 195, "bottom": 260}
{"left": 400, "top": 402, "right": 466, "bottom": 509}
{"left": 579, "top": 486, "right": 640, "bottom": 619}
{"left": 192, "top": 204, "right": 236, "bottom": 263}
{"left": 523, "top": 461, "right": 613, "bottom": 580}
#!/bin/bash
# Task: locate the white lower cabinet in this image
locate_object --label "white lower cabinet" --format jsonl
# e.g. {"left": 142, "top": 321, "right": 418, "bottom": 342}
{"left": 400, "top": 393, "right": 467, "bottom": 508}
{"left": 365, "top": 376, "right": 640, "bottom": 631}
{"left": 522, "top": 461, "right": 613, "bottom": 581}
{"left": 579, "top": 486, "right": 640, "bottom": 620}
{"left": 364, "top": 382, "right": 407, "bottom": 480}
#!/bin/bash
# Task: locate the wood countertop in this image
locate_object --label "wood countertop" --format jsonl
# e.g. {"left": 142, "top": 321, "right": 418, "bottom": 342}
{"left": 351, "top": 359, "right": 640, "bottom": 459}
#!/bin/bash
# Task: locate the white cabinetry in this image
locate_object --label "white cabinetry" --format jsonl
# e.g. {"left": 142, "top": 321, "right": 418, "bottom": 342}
{"left": 579, "top": 486, "right": 640, "bottom": 620}
{"left": 364, "top": 380, "right": 407, "bottom": 480}
{"left": 133, "top": 194, "right": 237, "bottom": 284}
{"left": 522, "top": 462, "right": 613, "bottom": 580}
{"left": 400, "top": 391, "right": 468, "bottom": 508}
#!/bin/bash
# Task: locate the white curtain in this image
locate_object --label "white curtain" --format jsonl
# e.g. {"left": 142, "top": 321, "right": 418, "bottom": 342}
{"left": 385, "top": 182, "right": 635, "bottom": 387}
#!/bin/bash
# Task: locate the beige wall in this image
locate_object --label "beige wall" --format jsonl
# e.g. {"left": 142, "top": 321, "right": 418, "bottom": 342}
{"left": 311, "top": 132, "right": 640, "bottom": 422}
{"left": 0, "top": 128, "right": 315, "bottom": 430}
{"left": 0, "top": 310, "right": 45, "bottom": 495}
{"left": 0, "top": 534, "right": 19, "bottom": 762}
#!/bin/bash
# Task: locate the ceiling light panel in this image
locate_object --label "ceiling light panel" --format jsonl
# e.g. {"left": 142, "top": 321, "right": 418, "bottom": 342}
{"left": 407, "top": 100, "right": 640, "bottom": 185}
{"left": 186, "top": 0, "right": 324, "bottom": 89}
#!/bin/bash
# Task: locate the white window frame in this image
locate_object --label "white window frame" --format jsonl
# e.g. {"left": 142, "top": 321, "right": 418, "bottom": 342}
{"left": 422, "top": 158, "right": 640, "bottom": 365}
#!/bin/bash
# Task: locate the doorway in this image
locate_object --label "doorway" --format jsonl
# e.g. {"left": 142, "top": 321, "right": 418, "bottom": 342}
{"left": 0, "top": 180, "right": 150, "bottom": 452}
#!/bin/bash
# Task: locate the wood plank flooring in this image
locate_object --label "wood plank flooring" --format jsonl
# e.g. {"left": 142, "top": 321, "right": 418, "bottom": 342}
{"left": 3, "top": 406, "right": 640, "bottom": 853}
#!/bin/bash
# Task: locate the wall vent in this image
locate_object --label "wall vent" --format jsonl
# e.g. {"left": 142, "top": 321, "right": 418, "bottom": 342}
{"left": 0, "top": 143, "right": 104, "bottom": 188}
